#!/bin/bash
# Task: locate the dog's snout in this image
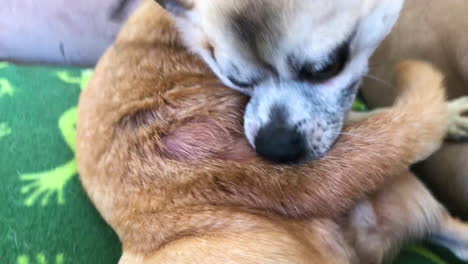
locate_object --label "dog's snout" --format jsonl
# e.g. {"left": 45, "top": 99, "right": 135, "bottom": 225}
{"left": 254, "top": 123, "right": 307, "bottom": 164}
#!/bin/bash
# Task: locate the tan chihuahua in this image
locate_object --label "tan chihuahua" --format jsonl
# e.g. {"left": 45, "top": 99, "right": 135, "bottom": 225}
{"left": 77, "top": 1, "right": 468, "bottom": 263}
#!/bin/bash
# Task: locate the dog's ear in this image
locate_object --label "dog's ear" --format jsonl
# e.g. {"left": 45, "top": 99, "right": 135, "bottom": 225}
{"left": 155, "top": 0, "right": 193, "bottom": 16}
{"left": 354, "top": 0, "right": 404, "bottom": 52}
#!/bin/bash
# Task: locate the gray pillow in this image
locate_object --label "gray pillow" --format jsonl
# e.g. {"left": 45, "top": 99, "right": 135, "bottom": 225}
{"left": 0, "top": 0, "right": 141, "bottom": 66}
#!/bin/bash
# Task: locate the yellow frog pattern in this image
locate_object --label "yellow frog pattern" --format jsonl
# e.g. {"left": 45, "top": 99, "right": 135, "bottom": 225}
{"left": 0, "top": 65, "right": 13, "bottom": 139}
{"left": 20, "top": 70, "right": 92, "bottom": 207}
{"left": 17, "top": 253, "right": 65, "bottom": 264}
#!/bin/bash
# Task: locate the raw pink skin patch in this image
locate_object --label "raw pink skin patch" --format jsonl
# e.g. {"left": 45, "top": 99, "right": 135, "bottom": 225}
{"left": 162, "top": 118, "right": 257, "bottom": 162}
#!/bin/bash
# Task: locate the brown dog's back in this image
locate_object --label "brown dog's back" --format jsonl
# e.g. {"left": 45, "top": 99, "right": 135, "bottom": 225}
{"left": 77, "top": 0, "right": 449, "bottom": 260}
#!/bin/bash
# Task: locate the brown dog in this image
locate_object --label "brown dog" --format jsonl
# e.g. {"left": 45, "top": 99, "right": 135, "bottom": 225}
{"left": 77, "top": 1, "right": 468, "bottom": 263}
{"left": 361, "top": 0, "right": 468, "bottom": 217}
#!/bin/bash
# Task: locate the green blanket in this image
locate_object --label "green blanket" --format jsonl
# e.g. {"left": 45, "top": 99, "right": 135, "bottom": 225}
{"left": 0, "top": 62, "right": 463, "bottom": 264}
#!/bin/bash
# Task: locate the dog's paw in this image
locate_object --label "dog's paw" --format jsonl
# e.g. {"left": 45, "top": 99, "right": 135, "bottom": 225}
{"left": 453, "top": 246, "right": 468, "bottom": 262}
{"left": 433, "top": 235, "right": 468, "bottom": 262}
{"left": 447, "top": 96, "right": 468, "bottom": 141}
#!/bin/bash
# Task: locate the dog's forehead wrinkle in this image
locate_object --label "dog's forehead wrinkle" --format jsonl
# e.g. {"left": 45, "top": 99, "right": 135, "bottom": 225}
{"left": 228, "top": 1, "right": 280, "bottom": 61}
{"left": 279, "top": 4, "right": 360, "bottom": 62}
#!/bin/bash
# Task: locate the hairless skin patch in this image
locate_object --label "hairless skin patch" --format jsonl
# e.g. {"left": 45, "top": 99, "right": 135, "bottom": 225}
{"left": 162, "top": 117, "right": 257, "bottom": 162}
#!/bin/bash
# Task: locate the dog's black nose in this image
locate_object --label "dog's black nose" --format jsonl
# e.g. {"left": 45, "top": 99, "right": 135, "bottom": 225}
{"left": 255, "top": 124, "right": 307, "bottom": 164}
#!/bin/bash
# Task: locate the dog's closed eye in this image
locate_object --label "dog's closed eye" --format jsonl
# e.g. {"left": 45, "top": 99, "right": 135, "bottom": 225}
{"left": 227, "top": 76, "right": 260, "bottom": 89}
{"left": 291, "top": 50, "right": 349, "bottom": 83}
{"left": 289, "top": 36, "right": 351, "bottom": 83}
{"left": 297, "top": 59, "right": 345, "bottom": 83}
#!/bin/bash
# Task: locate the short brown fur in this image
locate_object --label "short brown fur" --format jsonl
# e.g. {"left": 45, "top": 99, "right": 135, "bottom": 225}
{"left": 77, "top": 1, "right": 468, "bottom": 263}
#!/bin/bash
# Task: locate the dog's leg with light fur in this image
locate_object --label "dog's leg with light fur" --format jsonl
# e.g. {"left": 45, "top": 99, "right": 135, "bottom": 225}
{"left": 349, "top": 173, "right": 444, "bottom": 263}
{"left": 347, "top": 95, "right": 468, "bottom": 140}
{"left": 447, "top": 96, "right": 468, "bottom": 140}
{"left": 432, "top": 216, "right": 468, "bottom": 260}
{"left": 347, "top": 84, "right": 468, "bottom": 140}
{"left": 349, "top": 173, "right": 468, "bottom": 263}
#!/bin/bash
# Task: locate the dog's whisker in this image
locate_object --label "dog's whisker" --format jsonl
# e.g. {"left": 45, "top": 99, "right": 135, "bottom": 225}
{"left": 364, "top": 75, "right": 394, "bottom": 89}
{"left": 339, "top": 132, "right": 379, "bottom": 143}
{"left": 339, "top": 132, "right": 369, "bottom": 140}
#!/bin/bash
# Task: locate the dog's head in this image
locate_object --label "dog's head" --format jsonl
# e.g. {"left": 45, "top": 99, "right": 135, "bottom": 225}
{"left": 156, "top": 0, "right": 404, "bottom": 163}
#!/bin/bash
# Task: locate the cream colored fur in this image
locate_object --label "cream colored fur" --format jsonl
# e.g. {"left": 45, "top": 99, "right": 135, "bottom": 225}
{"left": 361, "top": 0, "right": 468, "bottom": 218}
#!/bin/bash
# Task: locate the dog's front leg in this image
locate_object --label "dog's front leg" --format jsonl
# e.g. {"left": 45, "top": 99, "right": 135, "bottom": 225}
{"left": 346, "top": 96, "right": 468, "bottom": 141}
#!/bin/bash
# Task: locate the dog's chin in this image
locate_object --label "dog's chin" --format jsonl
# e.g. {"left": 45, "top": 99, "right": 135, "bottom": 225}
{"left": 303, "top": 127, "right": 342, "bottom": 162}
{"left": 306, "top": 136, "right": 340, "bottom": 162}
